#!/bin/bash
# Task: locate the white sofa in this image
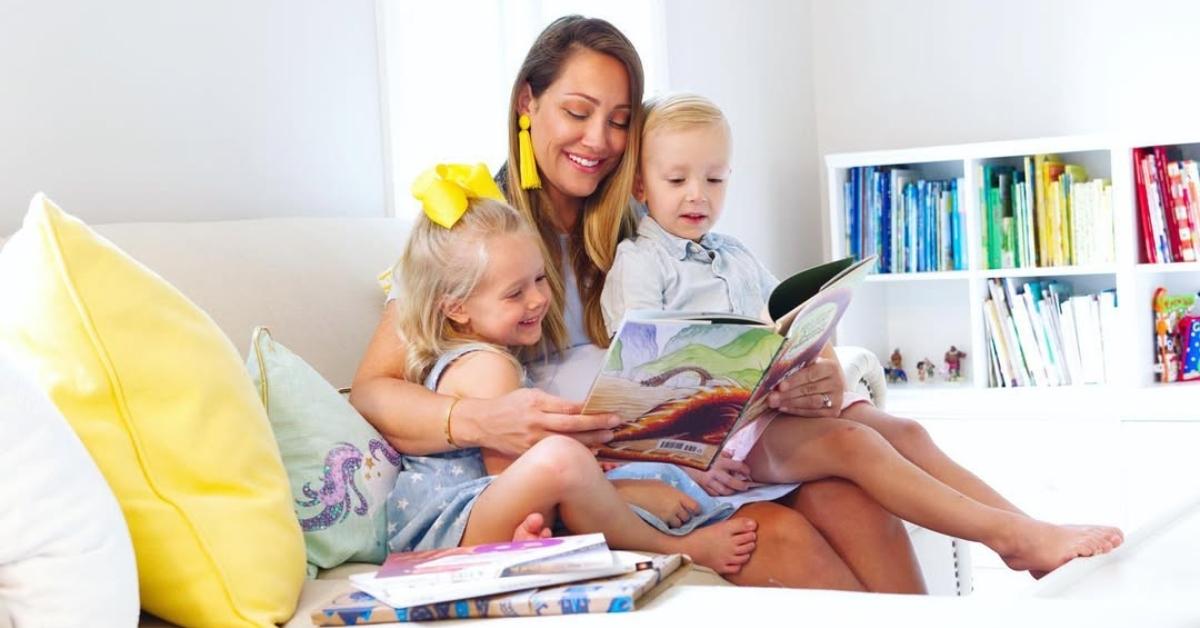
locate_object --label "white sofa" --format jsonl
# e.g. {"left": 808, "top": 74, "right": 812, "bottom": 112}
{"left": 3, "top": 216, "right": 971, "bottom": 625}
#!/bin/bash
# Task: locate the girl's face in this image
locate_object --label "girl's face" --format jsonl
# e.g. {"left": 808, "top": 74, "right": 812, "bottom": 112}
{"left": 521, "top": 48, "right": 632, "bottom": 211}
{"left": 447, "top": 232, "right": 551, "bottom": 347}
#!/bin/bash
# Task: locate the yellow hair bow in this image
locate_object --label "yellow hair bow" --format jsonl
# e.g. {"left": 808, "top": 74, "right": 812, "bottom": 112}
{"left": 411, "top": 163, "right": 505, "bottom": 229}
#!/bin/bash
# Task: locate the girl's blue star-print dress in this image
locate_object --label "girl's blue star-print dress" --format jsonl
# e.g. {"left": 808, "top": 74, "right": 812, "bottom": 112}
{"left": 386, "top": 344, "right": 799, "bottom": 552}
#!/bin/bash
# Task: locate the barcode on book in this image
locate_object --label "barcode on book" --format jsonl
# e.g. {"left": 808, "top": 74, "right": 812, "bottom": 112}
{"left": 655, "top": 440, "right": 704, "bottom": 455}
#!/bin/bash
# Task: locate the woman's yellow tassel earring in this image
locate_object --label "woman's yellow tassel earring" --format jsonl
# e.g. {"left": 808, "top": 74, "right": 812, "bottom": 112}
{"left": 518, "top": 114, "right": 541, "bottom": 190}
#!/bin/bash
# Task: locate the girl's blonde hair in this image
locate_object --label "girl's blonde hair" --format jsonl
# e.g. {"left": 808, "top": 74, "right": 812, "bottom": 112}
{"left": 642, "top": 93, "right": 729, "bottom": 140}
{"left": 395, "top": 198, "right": 532, "bottom": 383}
{"left": 504, "top": 15, "right": 643, "bottom": 349}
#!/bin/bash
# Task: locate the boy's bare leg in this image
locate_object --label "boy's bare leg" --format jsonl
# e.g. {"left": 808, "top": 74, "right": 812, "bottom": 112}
{"left": 745, "top": 416, "right": 1120, "bottom": 575}
{"left": 782, "top": 479, "right": 926, "bottom": 594}
{"left": 462, "top": 436, "right": 758, "bottom": 574}
{"left": 721, "top": 501, "right": 865, "bottom": 591}
{"left": 840, "top": 403, "right": 1026, "bottom": 514}
{"left": 839, "top": 403, "right": 1124, "bottom": 576}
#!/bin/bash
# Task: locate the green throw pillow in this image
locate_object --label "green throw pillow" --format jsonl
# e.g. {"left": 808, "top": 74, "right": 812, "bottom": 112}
{"left": 246, "top": 327, "right": 400, "bottom": 577}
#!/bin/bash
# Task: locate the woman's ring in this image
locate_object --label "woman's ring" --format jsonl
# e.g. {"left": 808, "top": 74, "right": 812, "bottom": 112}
{"left": 821, "top": 393, "right": 833, "bottom": 409}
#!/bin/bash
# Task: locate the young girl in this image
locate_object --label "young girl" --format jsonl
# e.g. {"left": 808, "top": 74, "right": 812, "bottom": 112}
{"left": 600, "top": 95, "right": 1124, "bottom": 577}
{"left": 385, "top": 163, "right": 757, "bottom": 574}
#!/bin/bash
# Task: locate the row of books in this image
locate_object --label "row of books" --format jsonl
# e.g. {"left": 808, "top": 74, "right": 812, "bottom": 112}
{"left": 314, "top": 534, "right": 685, "bottom": 625}
{"left": 843, "top": 166, "right": 965, "bottom": 273}
{"left": 1134, "top": 146, "right": 1200, "bottom": 264}
{"left": 980, "top": 157, "right": 1115, "bottom": 270}
{"left": 1153, "top": 287, "right": 1200, "bottom": 383}
{"left": 983, "top": 278, "right": 1117, "bottom": 388}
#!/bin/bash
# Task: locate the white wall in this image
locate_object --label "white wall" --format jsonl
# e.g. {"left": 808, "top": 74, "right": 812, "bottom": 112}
{"left": 810, "top": 0, "right": 1200, "bottom": 257}
{"left": 662, "top": 0, "right": 821, "bottom": 275}
{"left": 0, "top": 0, "right": 385, "bottom": 235}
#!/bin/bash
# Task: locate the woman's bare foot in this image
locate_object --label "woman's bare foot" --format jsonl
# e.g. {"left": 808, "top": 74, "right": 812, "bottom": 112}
{"left": 993, "top": 518, "right": 1124, "bottom": 576}
{"left": 672, "top": 517, "right": 758, "bottom": 574}
{"left": 512, "top": 513, "right": 552, "bottom": 541}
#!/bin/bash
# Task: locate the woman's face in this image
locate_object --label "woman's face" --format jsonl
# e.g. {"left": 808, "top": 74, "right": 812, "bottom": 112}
{"left": 522, "top": 48, "right": 632, "bottom": 207}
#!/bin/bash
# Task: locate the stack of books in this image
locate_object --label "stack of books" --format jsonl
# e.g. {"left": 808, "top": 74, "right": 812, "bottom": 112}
{"left": 843, "top": 166, "right": 965, "bottom": 274}
{"left": 983, "top": 278, "right": 1117, "bottom": 387}
{"left": 1134, "top": 146, "right": 1200, "bottom": 264}
{"left": 980, "top": 156, "right": 1115, "bottom": 270}
{"left": 311, "top": 534, "right": 687, "bottom": 625}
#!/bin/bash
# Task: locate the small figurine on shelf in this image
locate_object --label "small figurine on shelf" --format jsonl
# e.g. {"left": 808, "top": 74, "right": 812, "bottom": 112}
{"left": 944, "top": 345, "right": 967, "bottom": 382}
{"left": 885, "top": 348, "right": 908, "bottom": 383}
{"left": 915, "top": 358, "right": 937, "bottom": 383}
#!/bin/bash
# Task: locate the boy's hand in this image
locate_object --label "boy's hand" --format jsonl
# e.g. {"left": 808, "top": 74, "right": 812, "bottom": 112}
{"left": 682, "top": 451, "right": 752, "bottom": 496}
{"left": 613, "top": 480, "right": 700, "bottom": 529}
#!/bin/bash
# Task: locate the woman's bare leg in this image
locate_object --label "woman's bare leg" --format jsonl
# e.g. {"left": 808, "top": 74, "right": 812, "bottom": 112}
{"left": 782, "top": 478, "right": 926, "bottom": 594}
{"left": 461, "top": 436, "right": 758, "bottom": 574}
{"left": 721, "top": 501, "right": 864, "bottom": 591}
{"left": 745, "top": 416, "right": 1120, "bottom": 574}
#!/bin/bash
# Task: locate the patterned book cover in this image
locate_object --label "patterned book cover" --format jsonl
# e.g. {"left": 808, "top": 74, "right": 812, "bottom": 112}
{"left": 584, "top": 256, "right": 871, "bottom": 470}
{"left": 312, "top": 553, "right": 686, "bottom": 625}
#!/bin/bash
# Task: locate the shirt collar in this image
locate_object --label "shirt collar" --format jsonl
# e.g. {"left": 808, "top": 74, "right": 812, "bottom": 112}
{"left": 637, "top": 216, "right": 725, "bottom": 261}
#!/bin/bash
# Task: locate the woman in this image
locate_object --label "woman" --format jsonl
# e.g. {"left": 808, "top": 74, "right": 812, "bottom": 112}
{"left": 351, "top": 15, "right": 925, "bottom": 593}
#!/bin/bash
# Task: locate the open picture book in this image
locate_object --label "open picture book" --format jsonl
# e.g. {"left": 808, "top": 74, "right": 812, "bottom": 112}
{"left": 583, "top": 255, "right": 876, "bottom": 470}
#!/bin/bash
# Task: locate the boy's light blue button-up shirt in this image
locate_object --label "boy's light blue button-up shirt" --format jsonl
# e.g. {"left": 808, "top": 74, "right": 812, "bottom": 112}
{"left": 600, "top": 216, "right": 780, "bottom": 336}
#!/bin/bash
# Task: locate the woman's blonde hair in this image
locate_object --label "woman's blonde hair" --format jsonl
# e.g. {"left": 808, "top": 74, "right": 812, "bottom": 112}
{"left": 642, "top": 93, "right": 729, "bottom": 139}
{"left": 504, "top": 15, "right": 643, "bottom": 349}
{"left": 395, "top": 198, "right": 532, "bottom": 383}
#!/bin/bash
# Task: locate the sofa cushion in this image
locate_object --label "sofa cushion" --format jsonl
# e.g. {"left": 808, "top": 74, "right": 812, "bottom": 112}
{"left": 0, "top": 351, "right": 139, "bottom": 627}
{"left": 0, "top": 194, "right": 306, "bottom": 626}
{"left": 247, "top": 327, "right": 401, "bottom": 576}
{"left": 91, "top": 215, "right": 413, "bottom": 388}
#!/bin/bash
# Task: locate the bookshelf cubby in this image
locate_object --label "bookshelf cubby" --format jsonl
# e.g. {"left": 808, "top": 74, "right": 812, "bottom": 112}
{"left": 826, "top": 136, "right": 1200, "bottom": 420}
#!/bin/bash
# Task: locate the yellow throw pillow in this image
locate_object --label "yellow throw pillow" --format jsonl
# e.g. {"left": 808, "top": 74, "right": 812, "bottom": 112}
{"left": 0, "top": 194, "right": 305, "bottom": 626}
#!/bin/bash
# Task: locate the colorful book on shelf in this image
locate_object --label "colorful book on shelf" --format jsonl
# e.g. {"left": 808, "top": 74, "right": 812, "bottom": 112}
{"left": 314, "top": 552, "right": 687, "bottom": 625}
{"left": 1183, "top": 161, "right": 1200, "bottom": 261}
{"left": 843, "top": 167, "right": 961, "bottom": 273}
{"left": 1133, "top": 148, "right": 1160, "bottom": 263}
{"left": 584, "top": 256, "right": 875, "bottom": 470}
{"left": 981, "top": 278, "right": 1115, "bottom": 388}
{"left": 348, "top": 534, "right": 629, "bottom": 609}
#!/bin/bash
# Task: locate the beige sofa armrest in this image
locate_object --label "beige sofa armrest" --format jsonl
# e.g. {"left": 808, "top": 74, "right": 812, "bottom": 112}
{"left": 834, "top": 345, "right": 888, "bottom": 409}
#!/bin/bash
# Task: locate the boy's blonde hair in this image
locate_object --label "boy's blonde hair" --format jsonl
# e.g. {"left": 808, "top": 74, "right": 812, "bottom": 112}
{"left": 395, "top": 198, "right": 531, "bottom": 383}
{"left": 642, "top": 93, "right": 729, "bottom": 140}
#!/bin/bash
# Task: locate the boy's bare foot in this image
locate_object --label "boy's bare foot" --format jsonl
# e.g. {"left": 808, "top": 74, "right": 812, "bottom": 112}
{"left": 993, "top": 519, "right": 1124, "bottom": 576}
{"left": 672, "top": 517, "right": 758, "bottom": 574}
{"left": 512, "top": 513, "right": 552, "bottom": 541}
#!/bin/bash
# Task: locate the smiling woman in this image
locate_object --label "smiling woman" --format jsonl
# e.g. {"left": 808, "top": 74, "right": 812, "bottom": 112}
{"left": 376, "top": 1, "right": 669, "bottom": 218}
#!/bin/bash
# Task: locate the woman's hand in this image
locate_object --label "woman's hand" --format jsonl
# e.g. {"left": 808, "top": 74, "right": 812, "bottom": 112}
{"left": 613, "top": 479, "right": 701, "bottom": 529}
{"left": 682, "top": 451, "right": 752, "bottom": 496}
{"left": 456, "top": 388, "right": 620, "bottom": 458}
{"left": 766, "top": 352, "right": 845, "bottom": 418}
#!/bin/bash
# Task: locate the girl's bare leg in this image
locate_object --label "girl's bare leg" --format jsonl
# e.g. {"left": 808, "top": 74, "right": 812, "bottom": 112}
{"left": 461, "top": 436, "right": 758, "bottom": 574}
{"left": 782, "top": 478, "right": 926, "bottom": 594}
{"left": 721, "top": 500, "right": 864, "bottom": 591}
{"left": 745, "top": 417, "right": 1120, "bottom": 574}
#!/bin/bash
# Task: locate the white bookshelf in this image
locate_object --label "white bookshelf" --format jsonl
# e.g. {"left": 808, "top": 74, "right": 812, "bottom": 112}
{"left": 825, "top": 135, "right": 1200, "bottom": 421}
